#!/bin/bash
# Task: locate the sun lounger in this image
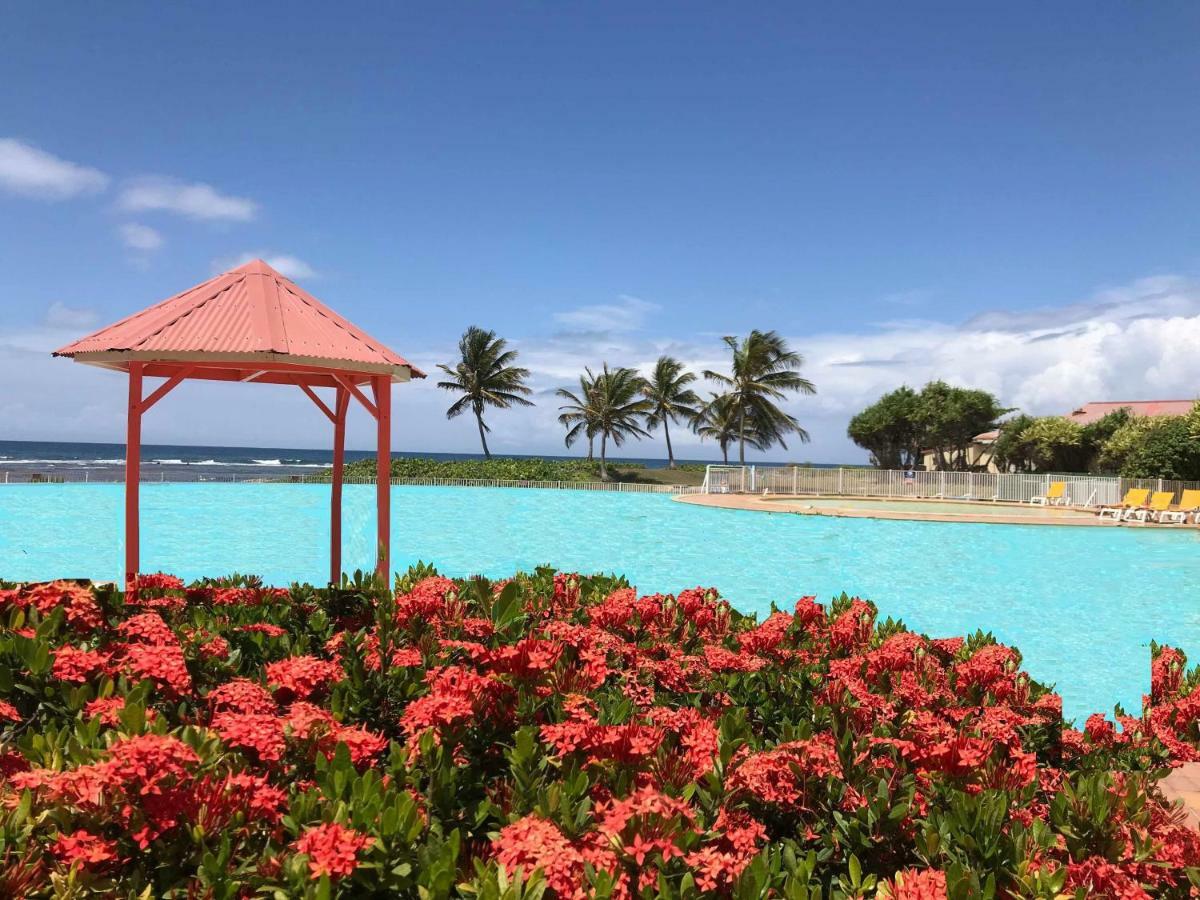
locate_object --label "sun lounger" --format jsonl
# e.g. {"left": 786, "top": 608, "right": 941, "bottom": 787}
{"left": 1125, "top": 491, "right": 1174, "bottom": 523}
{"left": 1159, "top": 489, "right": 1200, "bottom": 525}
{"left": 1031, "top": 481, "right": 1068, "bottom": 506}
{"left": 1098, "top": 488, "right": 1150, "bottom": 520}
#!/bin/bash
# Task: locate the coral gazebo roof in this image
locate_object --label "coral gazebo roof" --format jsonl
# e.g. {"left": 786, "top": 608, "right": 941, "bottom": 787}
{"left": 53, "top": 259, "right": 424, "bottom": 387}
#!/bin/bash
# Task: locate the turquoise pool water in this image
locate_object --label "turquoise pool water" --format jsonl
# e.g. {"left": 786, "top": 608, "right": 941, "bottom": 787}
{"left": 2, "top": 484, "right": 1197, "bottom": 722}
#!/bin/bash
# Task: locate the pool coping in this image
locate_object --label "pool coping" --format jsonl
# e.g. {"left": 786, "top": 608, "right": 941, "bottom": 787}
{"left": 674, "top": 493, "right": 1200, "bottom": 529}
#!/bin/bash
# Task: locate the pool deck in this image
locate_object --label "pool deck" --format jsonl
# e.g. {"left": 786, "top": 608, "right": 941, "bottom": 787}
{"left": 675, "top": 493, "right": 1199, "bottom": 528}
{"left": 1160, "top": 764, "right": 1200, "bottom": 829}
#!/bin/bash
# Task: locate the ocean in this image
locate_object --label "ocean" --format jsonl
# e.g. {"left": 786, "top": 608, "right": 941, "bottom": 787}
{"left": 0, "top": 439, "right": 803, "bottom": 482}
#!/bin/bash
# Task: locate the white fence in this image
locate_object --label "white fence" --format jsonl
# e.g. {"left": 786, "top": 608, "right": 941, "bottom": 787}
{"left": 703, "top": 465, "right": 1200, "bottom": 507}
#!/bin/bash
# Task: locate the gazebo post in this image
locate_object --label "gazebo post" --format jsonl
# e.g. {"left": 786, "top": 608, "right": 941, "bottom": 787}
{"left": 373, "top": 375, "right": 391, "bottom": 582}
{"left": 125, "top": 362, "right": 143, "bottom": 588}
{"left": 329, "top": 387, "right": 349, "bottom": 585}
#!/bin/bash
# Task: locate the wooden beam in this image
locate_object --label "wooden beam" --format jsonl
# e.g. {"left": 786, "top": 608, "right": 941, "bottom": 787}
{"left": 330, "top": 387, "right": 349, "bottom": 584}
{"left": 335, "top": 372, "right": 378, "bottom": 419}
{"left": 125, "top": 363, "right": 143, "bottom": 591}
{"left": 299, "top": 384, "right": 336, "bottom": 423}
{"left": 374, "top": 375, "right": 391, "bottom": 581}
{"left": 138, "top": 365, "right": 195, "bottom": 414}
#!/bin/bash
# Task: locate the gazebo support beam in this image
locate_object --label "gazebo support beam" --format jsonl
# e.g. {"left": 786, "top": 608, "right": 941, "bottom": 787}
{"left": 330, "top": 387, "right": 349, "bottom": 584}
{"left": 125, "top": 363, "right": 143, "bottom": 588}
{"left": 335, "top": 373, "right": 378, "bottom": 419}
{"left": 373, "top": 375, "right": 391, "bottom": 581}
{"left": 299, "top": 384, "right": 336, "bottom": 423}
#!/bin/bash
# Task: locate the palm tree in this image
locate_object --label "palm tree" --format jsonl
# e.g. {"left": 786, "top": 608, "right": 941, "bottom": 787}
{"left": 703, "top": 330, "right": 816, "bottom": 464}
{"left": 436, "top": 326, "right": 533, "bottom": 458}
{"left": 555, "top": 368, "right": 598, "bottom": 460}
{"left": 560, "top": 364, "right": 652, "bottom": 480}
{"left": 642, "top": 355, "right": 700, "bottom": 468}
{"left": 693, "top": 392, "right": 768, "bottom": 463}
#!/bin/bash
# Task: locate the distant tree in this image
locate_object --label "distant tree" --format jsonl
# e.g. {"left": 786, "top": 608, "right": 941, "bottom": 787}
{"left": 915, "top": 381, "right": 1010, "bottom": 471}
{"left": 1099, "top": 412, "right": 1200, "bottom": 480}
{"left": 847, "top": 381, "right": 1007, "bottom": 470}
{"left": 436, "top": 327, "right": 534, "bottom": 458}
{"left": 1080, "top": 408, "right": 1133, "bottom": 470}
{"left": 989, "top": 414, "right": 1038, "bottom": 472}
{"left": 555, "top": 369, "right": 599, "bottom": 460}
{"left": 642, "top": 356, "right": 701, "bottom": 468}
{"left": 846, "top": 386, "right": 923, "bottom": 468}
{"left": 1017, "top": 418, "right": 1088, "bottom": 472}
{"left": 694, "top": 393, "right": 769, "bottom": 464}
{"left": 580, "top": 364, "right": 652, "bottom": 481}
{"left": 703, "top": 330, "right": 816, "bottom": 464}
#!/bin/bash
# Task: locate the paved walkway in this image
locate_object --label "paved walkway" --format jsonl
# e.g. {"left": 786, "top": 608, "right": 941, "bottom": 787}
{"left": 674, "top": 492, "right": 1197, "bottom": 528}
{"left": 1161, "top": 764, "right": 1200, "bottom": 829}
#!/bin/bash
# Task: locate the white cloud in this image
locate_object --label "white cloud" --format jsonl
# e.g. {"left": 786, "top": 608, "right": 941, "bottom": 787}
{"left": 0, "top": 138, "right": 109, "bottom": 199}
{"left": 118, "top": 176, "right": 257, "bottom": 222}
{"left": 4, "top": 276, "right": 1200, "bottom": 463}
{"left": 43, "top": 302, "right": 98, "bottom": 331}
{"left": 553, "top": 295, "right": 659, "bottom": 333}
{"left": 118, "top": 222, "right": 164, "bottom": 251}
{"left": 214, "top": 252, "right": 317, "bottom": 280}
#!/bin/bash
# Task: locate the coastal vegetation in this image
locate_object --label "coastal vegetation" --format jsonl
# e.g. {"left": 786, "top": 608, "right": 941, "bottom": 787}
{"left": 567, "top": 364, "right": 653, "bottom": 481}
{"left": 701, "top": 331, "right": 816, "bottom": 464}
{"left": 429, "top": 328, "right": 819, "bottom": 471}
{"left": 436, "top": 327, "right": 534, "bottom": 459}
{"left": 848, "top": 383, "right": 1009, "bottom": 471}
{"left": 333, "top": 456, "right": 707, "bottom": 486}
{"left": 1, "top": 570, "right": 1197, "bottom": 896}
{"left": 850, "top": 384, "right": 1200, "bottom": 479}
{"left": 641, "top": 356, "right": 701, "bottom": 470}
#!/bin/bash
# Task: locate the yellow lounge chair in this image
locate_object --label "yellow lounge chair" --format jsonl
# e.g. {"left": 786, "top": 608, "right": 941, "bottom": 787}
{"left": 1098, "top": 488, "right": 1150, "bottom": 520}
{"left": 1126, "top": 491, "right": 1174, "bottom": 523}
{"left": 1031, "top": 481, "right": 1068, "bottom": 506}
{"left": 1159, "top": 489, "right": 1200, "bottom": 525}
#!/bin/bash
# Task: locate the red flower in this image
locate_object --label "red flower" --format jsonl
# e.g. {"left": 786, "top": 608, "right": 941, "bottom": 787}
{"left": 878, "top": 868, "right": 948, "bottom": 899}
{"left": 51, "top": 646, "right": 109, "bottom": 683}
{"left": 238, "top": 622, "right": 287, "bottom": 638}
{"left": 117, "top": 612, "right": 176, "bottom": 645}
{"left": 130, "top": 573, "right": 185, "bottom": 591}
{"left": 211, "top": 712, "right": 286, "bottom": 763}
{"left": 492, "top": 816, "right": 591, "bottom": 898}
{"left": 265, "top": 655, "right": 343, "bottom": 702}
{"left": 208, "top": 678, "right": 277, "bottom": 716}
{"left": 119, "top": 639, "right": 192, "bottom": 696}
{"left": 292, "top": 822, "right": 373, "bottom": 879}
{"left": 51, "top": 830, "right": 119, "bottom": 869}
{"left": 27, "top": 581, "right": 104, "bottom": 631}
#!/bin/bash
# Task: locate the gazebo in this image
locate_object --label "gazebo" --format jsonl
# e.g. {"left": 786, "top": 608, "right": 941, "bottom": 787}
{"left": 53, "top": 259, "right": 424, "bottom": 586}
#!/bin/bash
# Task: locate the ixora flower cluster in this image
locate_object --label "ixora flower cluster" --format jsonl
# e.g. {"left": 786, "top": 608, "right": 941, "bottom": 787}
{"left": 0, "top": 571, "right": 1197, "bottom": 898}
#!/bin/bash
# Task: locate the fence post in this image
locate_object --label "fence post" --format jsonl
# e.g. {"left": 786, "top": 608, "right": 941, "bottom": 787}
{"left": 837, "top": 467, "right": 844, "bottom": 495}
{"left": 792, "top": 466, "right": 798, "bottom": 495}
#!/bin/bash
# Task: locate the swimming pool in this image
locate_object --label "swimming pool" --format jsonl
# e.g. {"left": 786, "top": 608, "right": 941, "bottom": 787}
{"left": 2, "top": 484, "right": 1197, "bottom": 722}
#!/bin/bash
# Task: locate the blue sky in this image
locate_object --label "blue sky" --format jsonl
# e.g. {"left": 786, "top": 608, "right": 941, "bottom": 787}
{"left": 3, "top": 2, "right": 1200, "bottom": 461}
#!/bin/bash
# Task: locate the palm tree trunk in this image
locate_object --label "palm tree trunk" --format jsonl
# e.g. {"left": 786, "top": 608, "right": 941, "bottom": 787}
{"left": 475, "top": 410, "right": 491, "bottom": 459}
{"left": 738, "top": 406, "right": 746, "bottom": 465}
{"left": 587, "top": 434, "right": 594, "bottom": 461}
{"left": 721, "top": 442, "right": 729, "bottom": 464}
{"left": 599, "top": 432, "right": 609, "bottom": 481}
{"left": 663, "top": 418, "right": 675, "bottom": 468}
